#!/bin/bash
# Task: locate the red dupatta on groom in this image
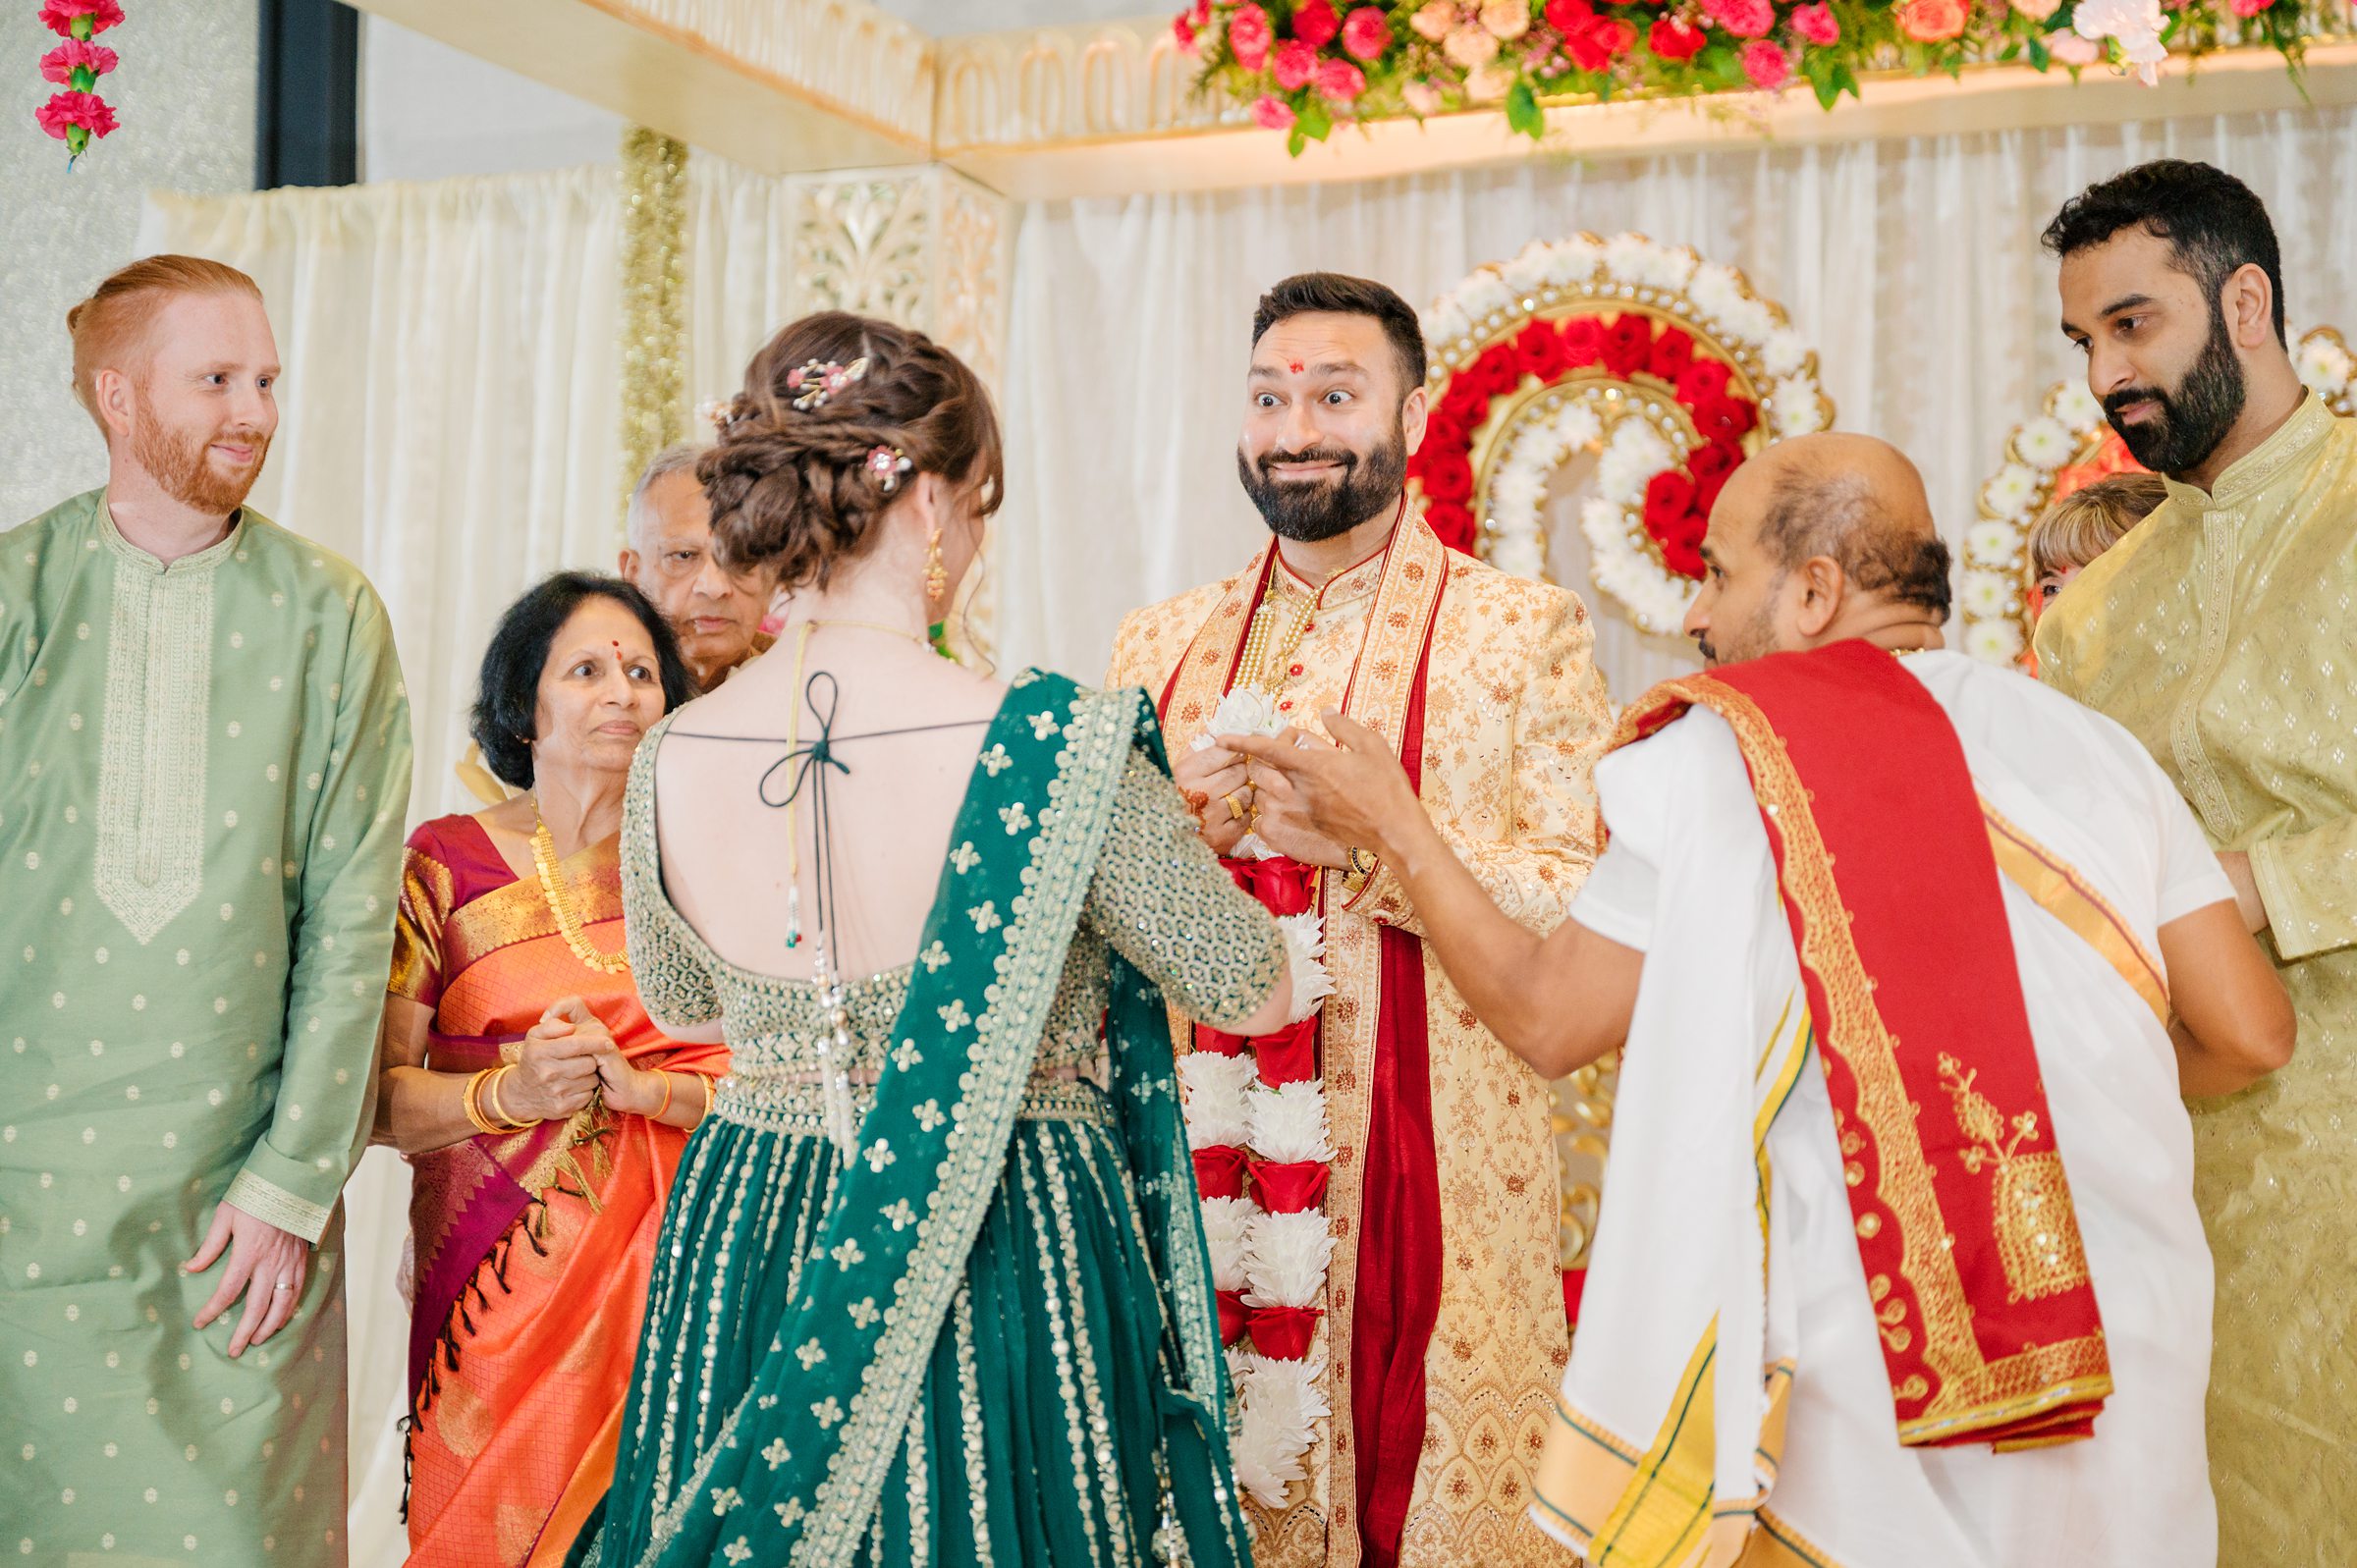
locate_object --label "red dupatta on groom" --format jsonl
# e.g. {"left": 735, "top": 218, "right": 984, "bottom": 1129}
{"left": 1615, "top": 640, "right": 2112, "bottom": 1449}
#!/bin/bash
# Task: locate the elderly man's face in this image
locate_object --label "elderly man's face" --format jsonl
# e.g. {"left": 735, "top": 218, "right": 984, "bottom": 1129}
{"left": 1682, "top": 462, "right": 1803, "bottom": 669}
{"left": 620, "top": 469, "right": 775, "bottom": 686}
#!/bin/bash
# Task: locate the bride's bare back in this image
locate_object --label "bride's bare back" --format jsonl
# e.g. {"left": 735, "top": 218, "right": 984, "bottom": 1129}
{"left": 652, "top": 625, "right": 1007, "bottom": 984}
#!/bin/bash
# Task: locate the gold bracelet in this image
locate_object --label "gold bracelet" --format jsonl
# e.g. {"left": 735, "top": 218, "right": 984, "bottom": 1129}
{"left": 653, "top": 1071, "right": 675, "bottom": 1122}
{"left": 462, "top": 1068, "right": 502, "bottom": 1136}
{"left": 694, "top": 1072, "right": 713, "bottom": 1127}
{"left": 481, "top": 1065, "right": 535, "bottom": 1133}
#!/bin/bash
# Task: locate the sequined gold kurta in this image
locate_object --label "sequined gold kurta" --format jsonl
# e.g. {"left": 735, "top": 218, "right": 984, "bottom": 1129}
{"left": 1110, "top": 525, "right": 1615, "bottom": 1568}
{"left": 2037, "top": 397, "right": 2357, "bottom": 1567}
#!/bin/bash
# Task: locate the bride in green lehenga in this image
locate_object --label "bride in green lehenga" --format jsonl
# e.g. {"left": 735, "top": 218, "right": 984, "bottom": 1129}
{"left": 572, "top": 312, "right": 1296, "bottom": 1568}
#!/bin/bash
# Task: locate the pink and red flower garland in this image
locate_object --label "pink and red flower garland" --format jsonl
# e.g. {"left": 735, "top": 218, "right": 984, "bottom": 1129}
{"left": 1404, "top": 311, "right": 1757, "bottom": 577}
{"left": 35, "top": 0, "right": 124, "bottom": 161}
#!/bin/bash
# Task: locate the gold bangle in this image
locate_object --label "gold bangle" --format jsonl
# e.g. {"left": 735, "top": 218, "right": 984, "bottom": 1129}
{"left": 482, "top": 1065, "right": 534, "bottom": 1132}
{"left": 462, "top": 1068, "right": 501, "bottom": 1136}
{"left": 653, "top": 1071, "right": 675, "bottom": 1122}
{"left": 694, "top": 1072, "right": 713, "bottom": 1127}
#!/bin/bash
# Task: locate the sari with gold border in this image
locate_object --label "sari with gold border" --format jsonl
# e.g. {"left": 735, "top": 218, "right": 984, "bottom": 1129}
{"left": 390, "top": 815, "right": 729, "bottom": 1568}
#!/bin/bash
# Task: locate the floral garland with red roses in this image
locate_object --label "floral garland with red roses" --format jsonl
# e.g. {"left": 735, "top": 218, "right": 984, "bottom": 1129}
{"left": 1173, "top": 0, "right": 2323, "bottom": 155}
{"left": 34, "top": 0, "right": 123, "bottom": 163}
{"left": 1409, "top": 233, "right": 1832, "bottom": 632}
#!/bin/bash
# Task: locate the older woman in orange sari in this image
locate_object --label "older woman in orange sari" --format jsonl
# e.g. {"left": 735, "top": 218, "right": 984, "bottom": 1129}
{"left": 374, "top": 572, "right": 729, "bottom": 1567}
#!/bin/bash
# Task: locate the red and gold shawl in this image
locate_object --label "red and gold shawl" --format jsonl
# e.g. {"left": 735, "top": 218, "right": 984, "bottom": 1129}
{"left": 1616, "top": 641, "right": 2111, "bottom": 1449}
{"left": 389, "top": 815, "right": 729, "bottom": 1567}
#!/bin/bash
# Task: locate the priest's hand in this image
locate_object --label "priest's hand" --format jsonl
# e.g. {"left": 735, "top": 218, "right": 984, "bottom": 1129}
{"left": 1225, "top": 713, "right": 1427, "bottom": 867}
{"left": 1245, "top": 758, "right": 1352, "bottom": 869}
{"left": 2217, "top": 850, "right": 2271, "bottom": 935}
{"left": 186, "top": 1200, "right": 309, "bottom": 1359}
{"left": 515, "top": 999, "right": 611, "bottom": 1122}
{"left": 1172, "top": 740, "right": 1255, "bottom": 856}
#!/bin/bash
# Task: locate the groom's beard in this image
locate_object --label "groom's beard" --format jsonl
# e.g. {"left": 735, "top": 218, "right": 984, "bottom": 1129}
{"left": 1237, "top": 427, "right": 1407, "bottom": 543}
{"left": 2104, "top": 309, "right": 2246, "bottom": 477}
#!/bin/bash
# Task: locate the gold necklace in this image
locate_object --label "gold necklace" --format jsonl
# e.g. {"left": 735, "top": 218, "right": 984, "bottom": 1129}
{"left": 1239, "top": 584, "right": 1318, "bottom": 695}
{"left": 530, "top": 805, "right": 629, "bottom": 974}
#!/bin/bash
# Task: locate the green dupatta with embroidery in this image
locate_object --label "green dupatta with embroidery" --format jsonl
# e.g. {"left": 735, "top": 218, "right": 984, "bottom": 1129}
{"left": 603, "top": 672, "right": 1241, "bottom": 1568}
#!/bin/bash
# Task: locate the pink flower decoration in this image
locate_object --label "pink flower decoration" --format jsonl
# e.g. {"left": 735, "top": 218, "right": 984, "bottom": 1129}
{"left": 38, "top": 0, "right": 124, "bottom": 35}
{"left": 40, "top": 39, "right": 119, "bottom": 82}
{"left": 1704, "top": 0, "right": 1777, "bottom": 37}
{"left": 1273, "top": 37, "right": 1319, "bottom": 88}
{"left": 1175, "top": 13, "right": 1200, "bottom": 51}
{"left": 1229, "top": 3, "right": 1275, "bottom": 68}
{"left": 36, "top": 89, "right": 117, "bottom": 140}
{"left": 1342, "top": 4, "right": 1394, "bottom": 58}
{"left": 1740, "top": 37, "right": 1794, "bottom": 85}
{"left": 1790, "top": 2, "right": 1841, "bottom": 42}
{"left": 2230, "top": 0, "right": 2273, "bottom": 16}
{"left": 1401, "top": 77, "right": 1447, "bottom": 113}
{"left": 2048, "top": 28, "right": 2102, "bottom": 60}
{"left": 1316, "top": 55, "right": 1370, "bottom": 100}
{"left": 1252, "top": 93, "right": 1298, "bottom": 129}
{"left": 1291, "top": 0, "right": 1343, "bottom": 47}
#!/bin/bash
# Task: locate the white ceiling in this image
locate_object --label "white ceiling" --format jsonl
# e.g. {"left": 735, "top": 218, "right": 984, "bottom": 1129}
{"left": 872, "top": 0, "right": 1156, "bottom": 35}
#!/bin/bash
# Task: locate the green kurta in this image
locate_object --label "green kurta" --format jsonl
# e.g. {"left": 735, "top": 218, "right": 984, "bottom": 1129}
{"left": 2036, "top": 397, "right": 2357, "bottom": 1567}
{"left": 0, "top": 490, "right": 412, "bottom": 1566}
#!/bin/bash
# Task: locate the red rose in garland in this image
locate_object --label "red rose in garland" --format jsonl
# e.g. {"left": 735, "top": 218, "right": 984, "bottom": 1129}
{"left": 1676, "top": 357, "right": 1734, "bottom": 404}
{"left": 1438, "top": 382, "right": 1491, "bottom": 432}
{"left": 1514, "top": 319, "right": 1570, "bottom": 381}
{"left": 1562, "top": 317, "right": 1607, "bottom": 367}
{"left": 1642, "top": 471, "right": 1697, "bottom": 538}
{"left": 1691, "top": 395, "right": 1758, "bottom": 443}
{"left": 1424, "top": 501, "right": 1478, "bottom": 553}
{"left": 1687, "top": 438, "right": 1744, "bottom": 511}
{"left": 1648, "top": 326, "right": 1697, "bottom": 382}
{"left": 1601, "top": 313, "right": 1657, "bottom": 379}
{"left": 1420, "top": 449, "right": 1477, "bottom": 504}
{"left": 1226, "top": 855, "right": 1317, "bottom": 917}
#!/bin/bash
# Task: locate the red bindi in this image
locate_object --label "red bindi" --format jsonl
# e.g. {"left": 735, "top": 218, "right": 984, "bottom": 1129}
{"left": 1288, "top": 360, "right": 1304, "bottom": 374}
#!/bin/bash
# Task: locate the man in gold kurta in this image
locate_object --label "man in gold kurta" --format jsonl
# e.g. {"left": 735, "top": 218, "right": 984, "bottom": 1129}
{"left": 2038, "top": 159, "right": 2357, "bottom": 1564}
{"left": 1109, "top": 274, "right": 1614, "bottom": 1568}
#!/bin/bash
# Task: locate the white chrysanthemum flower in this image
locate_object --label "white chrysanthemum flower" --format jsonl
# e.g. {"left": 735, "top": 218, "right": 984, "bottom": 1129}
{"left": 1726, "top": 297, "right": 1777, "bottom": 346}
{"left": 1980, "top": 465, "right": 2042, "bottom": 522}
{"left": 1456, "top": 272, "right": 1517, "bottom": 324}
{"left": 1654, "top": 246, "right": 1699, "bottom": 292}
{"left": 1243, "top": 1210, "right": 1336, "bottom": 1308}
{"left": 1596, "top": 423, "right": 1674, "bottom": 503}
{"left": 1554, "top": 402, "right": 1604, "bottom": 451}
{"left": 1759, "top": 327, "right": 1809, "bottom": 379}
{"left": 1491, "top": 536, "right": 1548, "bottom": 580}
{"left": 1686, "top": 264, "right": 1744, "bottom": 325}
{"left": 1602, "top": 234, "right": 1659, "bottom": 286}
{"left": 1961, "top": 569, "right": 2016, "bottom": 620}
{"left": 1201, "top": 686, "right": 1283, "bottom": 742}
{"left": 1501, "top": 245, "right": 1555, "bottom": 297}
{"left": 2051, "top": 380, "right": 2104, "bottom": 431}
{"left": 1177, "top": 1052, "right": 1257, "bottom": 1149}
{"left": 1491, "top": 463, "right": 1550, "bottom": 513}
{"left": 1199, "top": 1195, "right": 1255, "bottom": 1292}
{"left": 1230, "top": 1357, "right": 1330, "bottom": 1507}
{"left": 1966, "top": 520, "right": 2023, "bottom": 567}
{"left": 1247, "top": 1081, "right": 1334, "bottom": 1163}
{"left": 1772, "top": 380, "right": 1827, "bottom": 438}
{"left": 1276, "top": 912, "right": 1334, "bottom": 1022}
{"left": 1964, "top": 618, "right": 2026, "bottom": 665}
{"left": 2015, "top": 416, "right": 2077, "bottom": 468}
{"left": 2297, "top": 335, "right": 2354, "bottom": 396}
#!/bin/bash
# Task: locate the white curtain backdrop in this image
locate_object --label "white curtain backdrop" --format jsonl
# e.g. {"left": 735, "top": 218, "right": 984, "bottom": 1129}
{"left": 994, "top": 105, "right": 2357, "bottom": 700}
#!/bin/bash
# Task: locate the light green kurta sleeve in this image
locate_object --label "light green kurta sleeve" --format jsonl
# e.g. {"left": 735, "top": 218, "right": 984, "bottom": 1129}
{"left": 2251, "top": 812, "right": 2357, "bottom": 961}
{"left": 223, "top": 589, "right": 413, "bottom": 1242}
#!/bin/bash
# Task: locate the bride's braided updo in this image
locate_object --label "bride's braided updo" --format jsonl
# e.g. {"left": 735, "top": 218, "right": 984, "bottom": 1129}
{"left": 700, "top": 311, "right": 1003, "bottom": 590}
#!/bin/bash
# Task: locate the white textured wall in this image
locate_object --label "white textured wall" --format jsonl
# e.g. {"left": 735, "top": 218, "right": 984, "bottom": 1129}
{"left": 0, "top": 4, "right": 257, "bottom": 525}
{"left": 360, "top": 16, "right": 619, "bottom": 183}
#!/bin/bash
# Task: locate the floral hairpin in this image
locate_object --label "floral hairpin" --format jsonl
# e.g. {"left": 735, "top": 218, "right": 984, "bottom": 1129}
{"left": 786, "top": 355, "right": 869, "bottom": 412}
{"left": 696, "top": 396, "right": 738, "bottom": 432}
{"left": 865, "top": 446, "right": 913, "bottom": 496}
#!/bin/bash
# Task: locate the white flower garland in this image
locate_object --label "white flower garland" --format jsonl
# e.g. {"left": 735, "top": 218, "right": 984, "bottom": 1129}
{"left": 1183, "top": 685, "right": 1338, "bottom": 1507}
{"left": 1417, "top": 233, "right": 1833, "bottom": 630}
{"left": 1965, "top": 325, "right": 2355, "bottom": 667}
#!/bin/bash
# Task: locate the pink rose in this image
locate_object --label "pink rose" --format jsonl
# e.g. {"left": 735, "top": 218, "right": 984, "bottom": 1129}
{"left": 1895, "top": 0, "right": 1968, "bottom": 39}
{"left": 1252, "top": 93, "right": 1298, "bottom": 129}
{"left": 1411, "top": 0, "right": 1462, "bottom": 40}
{"left": 35, "top": 88, "right": 117, "bottom": 140}
{"left": 1292, "top": 0, "right": 1343, "bottom": 46}
{"left": 1740, "top": 37, "right": 1793, "bottom": 85}
{"left": 2230, "top": 0, "right": 2273, "bottom": 16}
{"left": 1229, "top": 3, "right": 1276, "bottom": 68}
{"left": 1402, "top": 77, "right": 1448, "bottom": 113}
{"left": 1175, "top": 12, "right": 1200, "bottom": 51}
{"left": 1790, "top": 2, "right": 1840, "bottom": 42}
{"left": 39, "top": 38, "right": 118, "bottom": 83}
{"left": 1704, "top": 0, "right": 1777, "bottom": 37}
{"left": 1445, "top": 22, "right": 1505, "bottom": 64}
{"left": 1343, "top": 4, "right": 1395, "bottom": 57}
{"left": 1316, "top": 56, "right": 1370, "bottom": 100}
{"left": 1273, "top": 37, "right": 1319, "bottom": 88}
{"left": 2047, "top": 28, "right": 2102, "bottom": 61}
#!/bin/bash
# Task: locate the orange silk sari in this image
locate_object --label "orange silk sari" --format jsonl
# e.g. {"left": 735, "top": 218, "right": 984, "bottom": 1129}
{"left": 389, "top": 815, "right": 728, "bottom": 1568}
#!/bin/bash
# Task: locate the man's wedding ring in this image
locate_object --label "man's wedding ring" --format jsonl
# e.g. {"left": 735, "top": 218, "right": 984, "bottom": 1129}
{"left": 273, "top": 1278, "right": 294, "bottom": 1291}
{"left": 1224, "top": 791, "right": 1248, "bottom": 821}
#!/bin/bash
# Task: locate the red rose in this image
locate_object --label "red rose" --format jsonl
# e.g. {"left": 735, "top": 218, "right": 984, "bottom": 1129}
{"left": 1175, "top": 12, "right": 1200, "bottom": 50}
{"left": 1675, "top": 357, "right": 1733, "bottom": 404}
{"left": 1420, "top": 411, "right": 1468, "bottom": 460}
{"left": 1316, "top": 56, "right": 1369, "bottom": 102}
{"left": 1343, "top": 4, "right": 1394, "bottom": 58}
{"left": 1250, "top": 1158, "right": 1333, "bottom": 1213}
{"left": 1274, "top": 37, "right": 1319, "bottom": 89}
{"left": 1193, "top": 1145, "right": 1250, "bottom": 1201}
{"left": 1218, "top": 1288, "right": 1250, "bottom": 1346}
{"left": 1662, "top": 536, "right": 1706, "bottom": 578}
{"left": 1292, "top": 0, "right": 1343, "bottom": 46}
{"left": 1251, "top": 94, "right": 1297, "bottom": 130}
{"left": 1561, "top": 317, "right": 1607, "bottom": 366}
{"left": 1420, "top": 450, "right": 1476, "bottom": 503}
{"left": 1649, "top": 17, "right": 1707, "bottom": 59}
{"left": 1252, "top": 1016, "right": 1322, "bottom": 1085}
{"left": 1460, "top": 345, "right": 1522, "bottom": 400}
{"left": 1601, "top": 313, "right": 1657, "bottom": 379}
{"left": 1545, "top": 0, "right": 1596, "bottom": 27}
{"left": 1229, "top": 2, "right": 1275, "bottom": 67}
{"left": 1514, "top": 320, "right": 1569, "bottom": 382}
{"left": 1643, "top": 470, "right": 1697, "bottom": 535}
{"left": 1567, "top": 16, "right": 1636, "bottom": 71}
{"left": 1227, "top": 855, "right": 1317, "bottom": 916}
{"left": 1246, "top": 1304, "right": 1324, "bottom": 1360}
{"left": 1689, "top": 440, "right": 1744, "bottom": 511}
{"left": 1424, "top": 501, "right": 1478, "bottom": 553}
{"left": 1437, "top": 382, "right": 1490, "bottom": 431}
{"left": 1648, "top": 326, "right": 1696, "bottom": 382}
{"left": 1691, "top": 395, "right": 1758, "bottom": 443}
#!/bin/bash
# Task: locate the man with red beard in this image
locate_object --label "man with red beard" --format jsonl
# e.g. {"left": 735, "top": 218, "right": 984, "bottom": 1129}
{"left": 0, "top": 255, "right": 412, "bottom": 1565}
{"left": 1108, "top": 272, "right": 1614, "bottom": 1568}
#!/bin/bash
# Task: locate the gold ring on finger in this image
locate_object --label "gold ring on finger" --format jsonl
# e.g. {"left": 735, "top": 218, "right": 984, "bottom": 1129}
{"left": 1225, "top": 790, "right": 1248, "bottom": 821}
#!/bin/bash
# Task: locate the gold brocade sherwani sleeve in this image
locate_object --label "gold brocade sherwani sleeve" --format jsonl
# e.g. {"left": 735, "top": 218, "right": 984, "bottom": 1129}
{"left": 228, "top": 585, "right": 414, "bottom": 1244}
{"left": 1347, "top": 566, "right": 1612, "bottom": 936}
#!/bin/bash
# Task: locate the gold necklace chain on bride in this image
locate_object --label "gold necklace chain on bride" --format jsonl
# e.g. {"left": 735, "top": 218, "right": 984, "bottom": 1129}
{"left": 530, "top": 803, "right": 630, "bottom": 975}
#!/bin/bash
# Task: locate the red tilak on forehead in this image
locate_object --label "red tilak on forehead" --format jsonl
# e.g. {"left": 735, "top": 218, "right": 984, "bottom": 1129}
{"left": 1288, "top": 360, "right": 1304, "bottom": 374}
